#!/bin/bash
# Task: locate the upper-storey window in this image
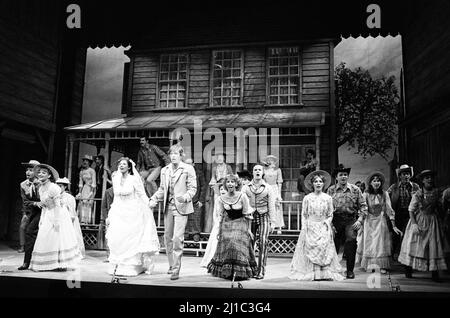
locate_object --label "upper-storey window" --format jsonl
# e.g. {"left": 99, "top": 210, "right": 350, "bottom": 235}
{"left": 211, "top": 50, "right": 243, "bottom": 107}
{"left": 267, "top": 47, "right": 300, "bottom": 105}
{"left": 158, "top": 53, "right": 188, "bottom": 108}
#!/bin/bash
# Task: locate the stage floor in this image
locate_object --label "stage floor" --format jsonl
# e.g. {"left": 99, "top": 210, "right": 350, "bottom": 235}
{"left": 1, "top": 243, "right": 449, "bottom": 297}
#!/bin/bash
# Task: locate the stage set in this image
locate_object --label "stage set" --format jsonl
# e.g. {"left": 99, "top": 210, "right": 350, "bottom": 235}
{"left": 0, "top": 243, "right": 449, "bottom": 298}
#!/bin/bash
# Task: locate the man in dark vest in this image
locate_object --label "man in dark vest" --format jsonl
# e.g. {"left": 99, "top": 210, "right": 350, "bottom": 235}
{"left": 387, "top": 164, "right": 420, "bottom": 258}
{"left": 241, "top": 164, "right": 276, "bottom": 280}
{"left": 18, "top": 160, "right": 42, "bottom": 270}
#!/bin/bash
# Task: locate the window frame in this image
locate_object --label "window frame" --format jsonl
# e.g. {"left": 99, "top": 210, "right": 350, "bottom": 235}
{"left": 209, "top": 49, "right": 245, "bottom": 108}
{"left": 266, "top": 46, "right": 303, "bottom": 106}
{"left": 156, "top": 53, "right": 190, "bottom": 109}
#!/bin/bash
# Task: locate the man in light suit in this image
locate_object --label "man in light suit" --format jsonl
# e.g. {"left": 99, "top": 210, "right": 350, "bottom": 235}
{"left": 149, "top": 144, "right": 197, "bottom": 280}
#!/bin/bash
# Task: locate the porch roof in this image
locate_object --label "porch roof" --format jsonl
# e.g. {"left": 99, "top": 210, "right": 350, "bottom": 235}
{"left": 64, "top": 111, "right": 325, "bottom": 132}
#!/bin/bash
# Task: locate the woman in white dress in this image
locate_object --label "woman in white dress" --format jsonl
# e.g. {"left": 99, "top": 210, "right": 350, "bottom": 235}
{"left": 263, "top": 155, "right": 284, "bottom": 234}
{"left": 105, "top": 157, "right": 160, "bottom": 276}
{"left": 56, "top": 177, "right": 86, "bottom": 258}
{"left": 29, "top": 164, "right": 82, "bottom": 271}
{"left": 289, "top": 170, "right": 344, "bottom": 281}
{"left": 200, "top": 182, "right": 227, "bottom": 267}
{"left": 356, "top": 172, "right": 402, "bottom": 273}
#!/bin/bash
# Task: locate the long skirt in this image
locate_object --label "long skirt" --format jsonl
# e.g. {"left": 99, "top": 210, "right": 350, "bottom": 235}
{"left": 398, "top": 212, "right": 447, "bottom": 271}
{"left": 289, "top": 219, "right": 344, "bottom": 281}
{"left": 207, "top": 215, "right": 257, "bottom": 280}
{"left": 356, "top": 213, "right": 392, "bottom": 270}
{"left": 29, "top": 207, "right": 82, "bottom": 271}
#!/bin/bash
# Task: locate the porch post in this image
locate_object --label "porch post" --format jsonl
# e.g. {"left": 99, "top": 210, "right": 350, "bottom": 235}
{"left": 98, "top": 132, "right": 110, "bottom": 249}
{"left": 315, "top": 127, "right": 321, "bottom": 170}
{"left": 67, "top": 134, "right": 74, "bottom": 187}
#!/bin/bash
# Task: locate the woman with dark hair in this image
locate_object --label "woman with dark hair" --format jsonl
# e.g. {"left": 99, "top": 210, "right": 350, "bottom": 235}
{"left": 356, "top": 172, "right": 402, "bottom": 274}
{"left": 289, "top": 170, "right": 344, "bottom": 281}
{"left": 207, "top": 174, "right": 257, "bottom": 280}
{"left": 399, "top": 170, "right": 448, "bottom": 282}
{"left": 29, "top": 164, "right": 82, "bottom": 271}
{"left": 105, "top": 157, "right": 160, "bottom": 276}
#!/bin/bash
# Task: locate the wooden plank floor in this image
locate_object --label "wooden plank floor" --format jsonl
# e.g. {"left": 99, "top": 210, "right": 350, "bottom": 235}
{"left": 1, "top": 243, "right": 449, "bottom": 294}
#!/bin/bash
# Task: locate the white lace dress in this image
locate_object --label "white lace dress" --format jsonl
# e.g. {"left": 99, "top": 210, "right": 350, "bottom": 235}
{"left": 105, "top": 173, "right": 160, "bottom": 276}
{"left": 30, "top": 182, "right": 82, "bottom": 271}
{"left": 289, "top": 192, "right": 344, "bottom": 281}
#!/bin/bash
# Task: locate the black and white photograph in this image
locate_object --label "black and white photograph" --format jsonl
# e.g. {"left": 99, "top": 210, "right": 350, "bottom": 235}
{"left": 0, "top": 0, "right": 449, "bottom": 309}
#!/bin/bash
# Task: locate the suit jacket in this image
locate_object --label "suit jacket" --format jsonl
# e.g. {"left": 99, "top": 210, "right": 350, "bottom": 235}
{"left": 387, "top": 181, "right": 420, "bottom": 212}
{"left": 150, "top": 162, "right": 197, "bottom": 215}
{"left": 20, "top": 179, "right": 41, "bottom": 216}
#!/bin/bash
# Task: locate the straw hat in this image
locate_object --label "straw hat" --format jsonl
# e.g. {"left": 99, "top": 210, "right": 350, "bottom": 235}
{"left": 262, "top": 155, "right": 279, "bottom": 165}
{"left": 55, "top": 177, "right": 71, "bottom": 185}
{"left": 35, "top": 164, "right": 60, "bottom": 181}
{"left": 304, "top": 170, "right": 332, "bottom": 192}
{"left": 21, "top": 160, "right": 40, "bottom": 168}
{"left": 396, "top": 164, "right": 414, "bottom": 178}
{"left": 416, "top": 169, "right": 436, "bottom": 181}
{"left": 81, "top": 154, "right": 94, "bottom": 162}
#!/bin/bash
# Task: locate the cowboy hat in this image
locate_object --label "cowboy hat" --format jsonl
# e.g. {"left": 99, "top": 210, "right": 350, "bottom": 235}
{"left": 416, "top": 169, "right": 436, "bottom": 180}
{"left": 81, "top": 154, "right": 94, "bottom": 162}
{"left": 262, "top": 155, "right": 279, "bottom": 165}
{"left": 237, "top": 170, "right": 252, "bottom": 180}
{"left": 304, "top": 170, "right": 332, "bottom": 192}
{"left": 21, "top": 160, "right": 40, "bottom": 168}
{"left": 332, "top": 164, "right": 351, "bottom": 177}
{"left": 396, "top": 164, "right": 414, "bottom": 178}
{"left": 35, "top": 164, "right": 60, "bottom": 181}
{"left": 366, "top": 171, "right": 386, "bottom": 188}
{"left": 55, "top": 177, "right": 71, "bottom": 185}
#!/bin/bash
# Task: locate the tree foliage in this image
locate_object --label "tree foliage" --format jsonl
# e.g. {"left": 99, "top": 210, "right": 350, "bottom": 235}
{"left": 335, "top": 62, "right": 399, "bottom": 160}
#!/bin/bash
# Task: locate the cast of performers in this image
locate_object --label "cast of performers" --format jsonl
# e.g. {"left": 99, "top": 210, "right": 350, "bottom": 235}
{"left": 327, "top": 164, "right": 368, "bottom": 279}
{"left": 207, "top": 174, "right": 257, "bottom": 280}
{"left": 18, "top": 160, "right": 42, "bottom": 270}
{"left": 105, "top": 157, "right": 160, "bottom": 276}
{"left": 184, "top": 158, "right": 207, "bottom": 242}
{"left": 76, "top": 155, "right": 96, "bottom": 224}
{"left": 399, "top": 170, "right": 448, "bottom": 282}
{"left": 136, "top": 136, "right": 170, "bottom": 197}
{"left": 262, "top": 155, "right": 285, "bottom": 234}
{"left": 356, "top": 172, "right": 402, "bottom": 273}
{"left": 56, "top": 177, "right": 86, "bottom": 258}
{"left": 205, "top": 152, "right": 233, "bottom": 233}
{"left": 387, "top": 164, "right": 420, "bottom": 258}
{"left": 241, "top": 164, "right": 277, "bottom": 279}
{"left": 200, "top": 180, "right": 227, "bottom": 267}
{"left": 149, "top": 144, "right": 197, "bottom": 280}
{"left": 289, "top": 170, "right": 344, "bottom": 281}
{"left": 29, "top": 164, "right": 82, "bottom": 271}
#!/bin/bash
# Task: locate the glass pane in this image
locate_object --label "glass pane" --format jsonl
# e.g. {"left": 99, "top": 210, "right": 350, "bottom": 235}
{"left": 160, "top": 92, "right": 167, "bottom": 100}
{"left": 290, "top": 87, "right": 298, "bottom": 95}
{"left": 270, "top": 96, "right": 278, "bottom": 104}
{"left": 270, "top": 87, "right": 278, "bottom": 95}
{"left": 232, "top": 88, "right": 240, "bottom": 96}
{"left": 179, "top": 55, "right": 187, "bottom": 63}
{"left": 223, "top": 80, "right": 231, "bottom": 88}
{"left": 269, "top": 67, "right": 278, "bottom": 75}
{"left": 169, "top": 72, "right": 177, "bottom": 80}
{"left": 290, "top": 96, "right": 298, "bottom": 104}
{"left": 280, "top": 78, "right": 288, "bottom": 85}
{"left": 224, "top": 60, "right": 232, "bottom": 68}
{"left": 216, "top": 51, "right": 223, "bottom": 59}
{"left": 224, "top": 88, "right": 231, "bottom": 97}
{"left": 214, "top": 70, "right": 222, "bottom": 78}
{"left": 161, "top": 84, "right": 168, "bottom": 90}
{"left": 290, "top": 66, "right": 298, "bottom": 74}
{"left": 290, "top": 57, "right": 298, "bottom": 65}
{"left": 168, "top": 100, "right": 176, "bottom": 108}
{"left": 223, "top": 70, "right": 231, "bottom": 78}
{"left": 232, "top": 97, "right": 240, "bottom": 105}
{"left": 224, "top": 51, "right": 232, "bottom": 59}
{"left": 161, "top": 64, "right": 169, "bottom": 72}
{"left": 169, "top": 92, "right": 177, "bottom": 99}
{"left": 269, "top": 58, "right": 278, "bottom": 66}
{"left": 169, "top": 55, "right": 177, "bottom": 63}
{"left": 161, "top": 73, "right": 168, "bottom": 81}
{"left": 270, "top": 78, "right": 278, "bottom": 86}
{"left": 232, "top": 69, "right": 240, "bottom": 77}
{"left": 178, "top": 100, "right": 185, "bottom": 108}
{"left": 180, "top": 63, "right": 187, "bottom": 71}
{"left": 161, "top": 101, "right": 167, "bottom": 108}
{"left": 280, "top": 87, "right": 288, "bottom": 95}
{"left": 233, "top": 60, "right": 241, "bottom": 68}
{"left": 280, "top": 96, "right": 288, "bottom": 104}
{"left": 169, "top": 64, "right": 177, "bottom": 72}
{"left": 213, "top": 98, "right": 220, "bottom": 106}
{"left": 224, "top": 98, "right": 231, "bottom": 106}
{"left": 232, "top": 79, "right": 240, "bottom": 88}
{"left": 213, "top": 89, "right": 221, "bottom": 97}
{"left": 170, "top": 83, "right": 177, "bottom": 90}
{"left": 161, "top": 55, "right": 169, "bottom": 63}
{"left": 290, "top": 77, "right": 299, "bottom": 85}
{"left": 178, "top": 91, "right": 185, "bottom": 99}
{"left": 280, "top": 67, "right": 288, "bottom": 75}
{"left": 280, "top": 57, "right": 288, "bottom": 66}
{"left": 232, "top": 51, "right": 241, "bottom": 59}
{"left": 179, "top": 72, "right": 186, "bottom": 80}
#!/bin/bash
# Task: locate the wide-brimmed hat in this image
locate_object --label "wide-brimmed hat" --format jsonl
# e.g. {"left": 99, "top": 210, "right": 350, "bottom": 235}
{"left": 332, "top": 164, "right": 351, "bottom": 177}
{"left": 237, "top": 170, "right": 252, "bottom": 180}
{"left": 21, "top": 160, "right": 40, "bottom": 168}
{"left": 396, "top": 164, "right": 414, "bottom": 178}
{"left": 304, "top": 170, "right": 332, "bottom": 192}
{"left": 262, "top": 155, "right": 278, "bottom": 165}
{"left": 81, "top": 154, "right": 94, "bottom": 162}
{"left": 55, "top": 177, "right": 70, "bottom": 185}
{"left": 35, "top": 164, "right": 60, "bottom": 181}
{"left": 416, "top": 169, "right": 436, "bottom": 181}
{"left": 366, "top": 171, "right": 386, "bottom": 188}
